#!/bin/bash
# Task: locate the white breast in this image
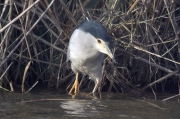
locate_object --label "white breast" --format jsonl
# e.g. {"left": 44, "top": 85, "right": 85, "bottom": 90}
{"left": 68, "top": 29, "right": 104, "bottom": 78}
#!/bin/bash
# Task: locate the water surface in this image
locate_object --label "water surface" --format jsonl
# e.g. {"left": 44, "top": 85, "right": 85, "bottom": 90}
{"left": 0, "top": 92, "right": 179, "bottom": 119}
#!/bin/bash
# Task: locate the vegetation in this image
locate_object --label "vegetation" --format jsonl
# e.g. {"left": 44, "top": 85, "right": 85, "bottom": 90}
{"left": 0, "top": 0, "right": 179, "bottom": 98}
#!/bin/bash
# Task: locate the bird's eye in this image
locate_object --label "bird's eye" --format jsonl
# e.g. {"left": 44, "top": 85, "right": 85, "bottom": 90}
{"left": 97, "top": 39, "right": 101, "bottom": 44}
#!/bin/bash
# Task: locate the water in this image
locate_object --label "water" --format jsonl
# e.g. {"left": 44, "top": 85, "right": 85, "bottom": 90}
{"left": 0, "top": 91, "right": 179, "bottom": 119}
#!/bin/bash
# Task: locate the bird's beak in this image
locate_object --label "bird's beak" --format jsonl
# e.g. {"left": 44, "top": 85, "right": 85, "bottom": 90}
{"left": 98, "top": 40, "right": 115, "bottom": 62}
{"left": 104, "top": 45, "right": 116, "bottom": 62}
{"left": 104, "top": 45, "right": 114, "bottom": 59}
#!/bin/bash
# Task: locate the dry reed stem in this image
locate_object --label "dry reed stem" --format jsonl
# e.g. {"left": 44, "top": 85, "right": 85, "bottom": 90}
{"left": 142, "top": 70, "right": 179, "bottom": 91}
{"left": 0, "top": 0, "right": 179, "bottom": 96}
{"left": 127, "top": 0, "right": 140, "bottom": 15}
{"left": 22, "top": 61, "right": 31, "bottom": 93}
{"left": 0, "top": 62, "right": 13, "bottom": 81}
{"left": 0, "top": 0, "right": 41, "bottom": 33}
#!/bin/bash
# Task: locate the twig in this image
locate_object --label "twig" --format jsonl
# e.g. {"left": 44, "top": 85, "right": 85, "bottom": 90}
{"left": 22, "top": 61, "right": 31, "bottom": 93}
{"left": 33, "top": 34, "right": 66, "bottom": 54}
{"left": 0, "top": 86, "right": 11, "bottom": 92}
{"left": 0, "top": 62, "right": 13, "bottom": 81}
{"left": 127, "top": 0, "right": 140, "bottom": 15}
{"left": 9, "top": 81, "right": 14, "bottom": 92}
{"left": 25, "top": 80, "right": 39, "bottom": 93}
{"left": 58, "top": 0, "right": 77, "bottom": 25}
{"left": 120, "top": 48, "right": 180, "bottom": 77}
{"left": 162, "top": 94, "right": 180, "bottom": 101}
{"left": 12, "top": 52, "right": 63, "bottom": 67}
{"left": 142, "top": 71, "right": 179, "bottom": 91}
{"left": 119, "top": 40, "right": 180, "bottom": 65}
{"left": 0, "top": 0, "right": 41, "bottom": 33}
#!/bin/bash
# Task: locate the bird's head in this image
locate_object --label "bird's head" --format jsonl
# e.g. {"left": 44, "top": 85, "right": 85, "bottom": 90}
{"left": 95, "top": 38, "right": 115, "bottom": 61}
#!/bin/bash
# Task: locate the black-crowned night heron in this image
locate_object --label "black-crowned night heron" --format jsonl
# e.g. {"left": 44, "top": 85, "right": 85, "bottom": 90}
{"left": 67, "top": 20, "right": 114, "bottom": 95}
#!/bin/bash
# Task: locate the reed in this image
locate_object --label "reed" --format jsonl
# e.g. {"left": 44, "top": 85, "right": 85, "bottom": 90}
{"left": 0, "top": 0, "right": 179, "bottom": 95}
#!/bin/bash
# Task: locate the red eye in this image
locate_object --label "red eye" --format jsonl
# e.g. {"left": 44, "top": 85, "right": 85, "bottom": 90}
{"left": 97, "top": 39, "right": 101, "bottom": 43}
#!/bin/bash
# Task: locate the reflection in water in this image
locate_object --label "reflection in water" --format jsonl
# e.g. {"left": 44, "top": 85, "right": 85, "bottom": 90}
{"left": 0, "top": 92, "right": 180, "bottom": 119}
{"left": 60, "top": 100, "right": 104, "bottom": 117}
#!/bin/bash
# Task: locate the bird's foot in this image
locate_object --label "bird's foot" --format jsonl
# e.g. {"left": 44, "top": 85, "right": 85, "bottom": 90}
{"left": 68, "top": 88, "right": 79, "bottom": 99}
{"left": 86, "top": 91, "right": 102, "bottom": 99}
{"left": 68, "top": 84, "right": 79, "bottom": 94}
{"left": 68, "top": 80, "right": 80, "bottom": 99}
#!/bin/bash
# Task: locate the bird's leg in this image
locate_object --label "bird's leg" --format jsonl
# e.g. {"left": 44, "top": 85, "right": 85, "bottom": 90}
{"left": 84, "top": 78, "right": 102, "bottom": 99}
{"left": 92, "top": 78, "right": 101, "bottom": 96}
{"left": 85, "top": 79, "right": 102, "bottom": 99}
{"left": 74, "top": 73, "right": 79, "bottom": 94}
{"left": 92, "top": 82, "right": 98, "bottom": 94}
{"left": 69, "top": 73, "right": 79, "bottom": 94}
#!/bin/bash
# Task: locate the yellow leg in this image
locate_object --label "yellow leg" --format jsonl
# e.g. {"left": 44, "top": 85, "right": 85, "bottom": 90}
{"left": 69, "top": 73, "right": 79, "bottom": 94}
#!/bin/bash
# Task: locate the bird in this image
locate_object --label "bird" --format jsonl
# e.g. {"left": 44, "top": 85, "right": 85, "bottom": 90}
{"left": 66, "top": 20, "right": 114, "bottom": 95}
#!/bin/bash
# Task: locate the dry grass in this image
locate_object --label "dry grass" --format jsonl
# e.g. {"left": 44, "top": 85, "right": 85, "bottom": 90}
{"left": 0, "top": 0, "right": 180, "bottom": 96}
